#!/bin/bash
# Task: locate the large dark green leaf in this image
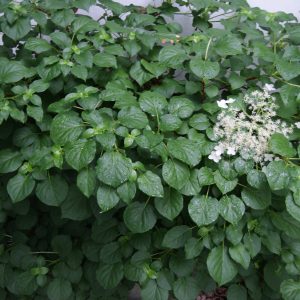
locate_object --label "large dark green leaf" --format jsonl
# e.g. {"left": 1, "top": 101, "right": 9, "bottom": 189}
{"left": 190, "top": 58, "right": 220, "bottom": 79}
{"left": 162, "top": 159, "right": 190, "bottom": 190}
{"left": 96, "top": 152, "right": 132, "bottom": 187}
{"left": 124, "top": 202, "right": 157, "bottom": 233}
{"left": 154, "top": 188, "right": 183, "bottom": 221}
{"left": 36, "top": 175, "right": 68, "bottom": 206}
{"left": 65, "top": 139, "right": 96, "bottom": 171}
{"left": 96, "top": 263, "right": 124, "bottom": 289}
{"left": 7, "top": 174, "right": 35, "bottom": 203}
{"left": 0, "top": 59, "right": 28, "bottom": 83}
{"left": 167, "top": 138, "right": 202, "bottom": 167}
{"left": 207, "top": 246, "right": 238, "bottom": 286}
{"left": 137, "top": 171, "right": 164, "bottom": 198}
{"left": 50, "top": 112, "right": 83, "bottom": 145}
{"left": 188, "top": 195, "right": 219, "bottom": 226}
{"left": 47, "top": 278, "right": 72, "bottom": 300}
{"left": 0, "top": 150, "right": 23, "bottom": 173}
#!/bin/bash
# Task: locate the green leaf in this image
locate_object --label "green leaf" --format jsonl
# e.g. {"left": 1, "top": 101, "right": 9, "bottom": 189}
{"left": 0, "top": 150, "right": 23, "bottom": 173}
{"left": 219, "top": 195, "right": 245, "bottom": 224}
{"left": 117, "top": 181, "right": 136, "bottom": 204}
{"left": 130, "top": 62, "right": 154, "bottom": 86}
{"left": 167, "top": 138, "right": 201, "bottom": 167}
{"left": 214, "top": 171, "right": 238, "bottom": 194}
{"left": 169, "top": 255, "right": 194, "bottom": 277}
{"left": 50, "top": 112, "right": 83, "bottom": 145}
{"left": 229, "top": 244, "right": 250, "bottom": 269}
{"left": 179, "top": 169, "right": 201, "bottom": 196}
{"left": 7, "top": 174, "right": 35, "bottom": 203}
{"left": 215, "top": 36, "right": 243, "bottom": 56}
{"left": 286, "top": 193, "right": 300, "bottom": 223}
{"left": 61, "top": 187, "right": 91, "bottom": 221}
{"left": 36, "top": 175, "right": 68, "bottom": 206}
{"left": 264, "top": 160, "right": 290, "bottom": 190}
{"left": 189, "top": 58, "right": 220, "bottom": 79}
{"left": 93, "top": 53, "right": 117, "bottom": 68}
{"left": 72, "top": 16, "right": 99, "bottom": 33}
{"left": 173, "top": 277, "right": 200, "bottom": 300}
{"left": 50, "top": 31, "right": 71, "bottom": 48}
{"left": 228, "top": 73, "right": 245, "bottom": 90}
{"left": 160, "top": 114, "right": 183, "bottom": 132}
{"left": 1, "top": 17, "right": 31, "bottom": 41}
{"left": 100, "top": 242, "right": 122, "bottom": 264}
{"left": 139, "top": 91, "right": 168, "bottom": 116}
{"left": 188, "top": 195, "right": 219, "bottom": 226}
{"left": 141, "top": 280, "right": 169, "bottom": 300}
{"left": 96, "top": 263, "right": 123, "bottom": 289}
{"left": 97, "top": 184, "right": 120, "bottom": 211}
{"left": 154, "top": 188, "right": 183, "bottom": 221}
{"left": 269, "top": 133, "right": 296, "bottom": 157}
{"left": 25, "top": 38, "right": 52, "bottom": 53}
{"left": 124, "top": 202, "right": 157, "bottom": 233}
{"left": 52, "top": 9, "right": 75, "bottom": 27}
{"left": 162, "top": 159, "right": 190, "bottom": 190}
{"left": 189, "top": 113, "right": 210, "bottom": 130}
{"left": 243, "top": 233, "right": 261, "bottom": 258}
{"left": 76, "top": 167, "right": 96, "bottom": 198}
{"left": 227, "top": 284, "right": 247, "bottom": 300}
{"left": 198, "top": 167, "right": 215, "bottom": 186}
{"left": 162, "top": 226, "right": 192, "bottom": 249}
{"left": 96, "top": 152, "right": 132, "bottom": 187}
{"left": 246, "top": 169, "right": 267, "bottom": 189}
{"left": 262, "top": 231, "right": 281, "bottom": 254}
{"left": 0, "top": 58, "right": 28, "bottom": 83}
{"left": 241, "top": 187, "right": 271, "bottom": 209}
{"left": 71, "top": 65, "right": 88, "bottom": 81}
{"left": 141, "top": 59, "right": 167, "bottom": 77}
{"left": 184, "top": 238, "right": 203, "bottom": 259}
{"left": 158, "top": 45, "right": 187, "bottom": 68}
{"left": 51, "top": 235, "right": 72, "bottom": 257}
{"left": 276, "top": 59, "right": 300, "bottom": 81}
{"left": 47, "top": 278, "right": 72, "bottom": 300}
{"left": 27, "top": 106, "right": 43, "bottom": 122}
{"left": 65, "top": 139, "right": 96, "bottom": 171}
{"left": 281, "top": 279, "right": 300, "bottom": 300}
{"left": 118, "top": 107, "right": 149, "bottom": 129}
{"left": 137, "top": 171, "right": 164, "bottom": 197}
{"left": 168, "top": 97, "right": 195, "bottom": 119}
{"left": 207, "top": 246, "right": 238, "bottom": 286}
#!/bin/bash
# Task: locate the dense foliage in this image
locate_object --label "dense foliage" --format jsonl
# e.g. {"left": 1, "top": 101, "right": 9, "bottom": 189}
{"left": 0, "top": 0, "right": 300, "bottom": 299}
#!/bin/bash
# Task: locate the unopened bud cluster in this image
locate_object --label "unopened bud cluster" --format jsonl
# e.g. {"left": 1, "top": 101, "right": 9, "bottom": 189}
{"left": 209, "top": 84, "right": 294, "bottom": 164}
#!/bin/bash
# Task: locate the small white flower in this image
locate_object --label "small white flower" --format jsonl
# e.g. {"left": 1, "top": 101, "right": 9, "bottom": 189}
{"left": 264, "top": 154, "right": 274, "bottom": 161}
{"left": 227, "top": 146, "right": 236, "bottom": 155}
{"left": 295, "top": 122, "right": 300, "bottom": 129}
{"left": 208, "top": 151, "right": 222, "bottom": 163}
{"left": 226, "top": 98, "right": 235, "bottom": 104}
{"left": 209, "top": 86, "right": 293, "bottom": 165}
{"left": 217, "top": 100, "right": 228, "bottom": 109}
{"left": 214, "top": 144, "right": 225, "bottom": 155}
{"left": 264, "top": 83, "right": 276, "bottom": 92}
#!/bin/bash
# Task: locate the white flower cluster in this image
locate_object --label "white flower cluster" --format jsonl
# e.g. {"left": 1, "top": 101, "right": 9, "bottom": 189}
{"left": 209, "top": 84, "right": 294, "bottom": 164}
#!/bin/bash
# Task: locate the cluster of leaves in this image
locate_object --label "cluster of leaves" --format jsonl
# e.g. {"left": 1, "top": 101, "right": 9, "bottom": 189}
{"left": 0, "top": 0, "right": 300, "bottom": 299}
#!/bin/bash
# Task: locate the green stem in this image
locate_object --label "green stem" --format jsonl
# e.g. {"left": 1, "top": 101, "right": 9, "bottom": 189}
{"left": 205, "top": 38, "right": 212, "bottom": 61}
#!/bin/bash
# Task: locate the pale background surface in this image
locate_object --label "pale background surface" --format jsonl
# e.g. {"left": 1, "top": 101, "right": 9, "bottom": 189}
{"left": 86, "top": 0, "right": 300, "bottom": 19}
{"left": 83, "top": 0, "right": 300, "bottom": 35}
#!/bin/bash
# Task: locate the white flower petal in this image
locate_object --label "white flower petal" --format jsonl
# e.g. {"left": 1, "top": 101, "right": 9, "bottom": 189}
{"left": 226, "top": 98, "right": 235, "bottom": 104}
{"left": 217, "top": 100, "right": 228, "bottom": 109}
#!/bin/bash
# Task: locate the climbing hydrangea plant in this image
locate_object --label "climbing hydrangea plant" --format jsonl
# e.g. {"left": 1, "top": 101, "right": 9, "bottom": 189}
{"left": 0, "top": 0, "right": 300, "bottom": 299}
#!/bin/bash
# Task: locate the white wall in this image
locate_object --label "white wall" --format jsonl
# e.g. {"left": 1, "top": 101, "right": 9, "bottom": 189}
{"left": 248, "top": 0, "right": 300, "bottom": 19}
{"left": 85, "top": 0, "right": 300, "bottom": 35}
